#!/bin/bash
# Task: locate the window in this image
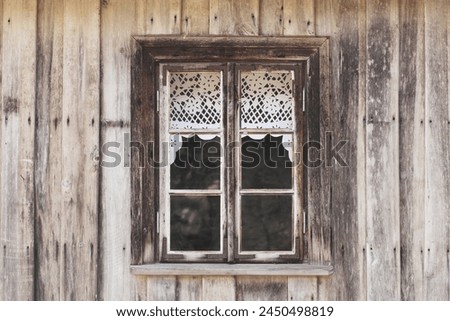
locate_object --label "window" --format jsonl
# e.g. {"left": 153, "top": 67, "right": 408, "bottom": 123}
{"left": 160, "top": 64, "right": 302, "bottom": 263}
{"left": 131, "top": 37, "right": 332, "bottom": 272}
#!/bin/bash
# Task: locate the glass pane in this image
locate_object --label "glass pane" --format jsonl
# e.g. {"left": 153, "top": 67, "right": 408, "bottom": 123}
{"left": 240, "top": 70, "right": 294, "bottom": 129}
{"left": 170, "top": 196, "right": 221, "bottom": 251}
{"left": 170, "top": 135, "right": 221, "bottom": 190}
{"left": 169, "top": 71, "right": 222, "bottom": 130}
{"left": 241, "top": 195, "right": 292, "bottom": 251}
{"left": 241, "top": 134, "right": 292, "bottom": 189}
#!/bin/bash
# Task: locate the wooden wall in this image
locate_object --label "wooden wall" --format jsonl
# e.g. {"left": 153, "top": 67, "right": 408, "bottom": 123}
{"left": 0, "top": 0, "right": 448, "bottom": 300}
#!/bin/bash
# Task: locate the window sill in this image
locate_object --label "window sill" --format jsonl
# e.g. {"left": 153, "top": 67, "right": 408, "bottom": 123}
{"left": 130, "top": 264, "right": 334, "bottom": 277}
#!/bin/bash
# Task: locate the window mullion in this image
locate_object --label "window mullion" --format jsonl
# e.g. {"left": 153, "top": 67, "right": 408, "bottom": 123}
{"left": 226, "top": 62, "right": 236, "bottom": 262}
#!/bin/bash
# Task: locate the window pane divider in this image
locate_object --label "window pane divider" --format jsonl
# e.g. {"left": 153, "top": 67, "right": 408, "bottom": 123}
{"left": 169, "top": 189, "right": 222, "bottom": 195}
{"left": 169, "top": 129, "right": 223, "bottom": 134}
{"left": 239, "top": 129, "right": 294, "bottom": 134}
{"left": 239, "top": 189, "right": 294, "bottom": 194}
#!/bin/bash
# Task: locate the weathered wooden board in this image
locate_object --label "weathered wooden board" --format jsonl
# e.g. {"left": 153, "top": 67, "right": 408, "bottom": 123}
{"left": 35, "top": 0, "right": 64, "bottom": 300}
{"left": 100, "top": 0, "right": 135, "bottom": 300}
{"left": 133, "top": 276, "right": 148, "bottom": 300}
{"left": 176, "top": 276, "right": 203, "bottom": 300}
{"left": 131, "top": 263, "right": 333, "bottom": 276}
{"left": 355, "top": 0, "right": 368, "bottom": 301}
{"left": 209, "top": 0, "right": 259, "bottom": 35}
{"left": 202, "top": 277, "right": 236, "bottom": 300}
{"left": 0, "top": 0, "right": 2, "bottom": 184}
{"left": 312, "top": 0, "right": 334, "bottom": 301}
{"left": 314, "top": 0, "right": 367, "bottom": 300}
{"left": 136, "top": 0, "right": 181, "bottom": 34}
{"left": 147, "top": 277, "right": 177, "bottom": 300}
{"left": 398, "top": 0, "right": 425, "bottom": 301}
{"left": 424, "top": 0, "right": 449, "bottom": 301}
{"left": 61, "top": 0, "right": 100, "bottom": 300}
{"left": 284, "top": 0, "right": 315, "bottom": 36}
{"left": 0, "top": 0, "right": 37, "bottom": 301}
{"left": 236, "top": 276, "right": 288, "bottom": 300}
{"left": 181, "top": 0, "right": 209, "bottom": 35}
{"left": 288, "top": 277, "right": 318, "bottom": 301}
{"left": 259, "top": 0, "right": 283, "bottom": 36}
{"left": 366, "top": 0, "right": 401, "bottom": 300}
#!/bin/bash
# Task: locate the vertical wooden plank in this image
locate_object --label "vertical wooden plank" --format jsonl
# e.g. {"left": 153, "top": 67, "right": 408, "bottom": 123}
{"left": 313, "top": 0, "right": 334, "bottom": 301}
{"left": 283, "top": 0, "right": 315, "bottom": 36}
{"left": 61, "top": 0, "right": 100, "bottom": 300}
{"left": 137, "top": 0, "right": 181, "bottom": 34}
{"left": 202, "top": 276, "right": 236, "bottom": 300}
{"left": 133, "top": 276, "right": 148, "bottom": 300}
{"left": 448, "top": 0, "right": 450, "bottom": 302}
{"left": 181, "top": 0, "right": 210, "bottom": 35}
{"left": 0, "top": 0, "right": 2, "bottom": 167}
{"left": 236, "top": 276, "right": 288, "bottom": 301}
{"left": 366, "top": 0, "right": 401, "bottom": 300}
{"left": 133, "top": 0, "right": 183, "bottom": 300}
{"left": 355, "top": 0, "right": 368, "bottom": 301}
{"left": 288, "top": 277, "right": 318, "bottom": 301}
{"left": 259, "top": 0, "right": 284, "bottom": 36}
{"left": 0, "top": 0, "right": 37, "bottom": 301}
{"left": 209, "top": 0, "right": 259, "bottom": 35}
{"left": 424, "top": 0, "right": 449, "bottom": 300}
{"left": 399, "top": 0, "right": 425, "bottom": 301}
{"left": 100, "top": 0, "right": 135, "bottom": 300}
{"left": 147, "top": 277, "right": 177, "bottom": 300}
{"left": 176, "top": 276, "right": 203, "bottom": 300}
{"left": 35, "top": 0, "right": 64, "bottom": 300}
{"left": 314, "top": 0, "right": 367, "bottom": 300}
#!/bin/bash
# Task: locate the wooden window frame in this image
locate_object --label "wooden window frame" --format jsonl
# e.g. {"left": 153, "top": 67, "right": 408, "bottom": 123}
{"left": 130, "top": 36, "right": 333, "bottom": 276}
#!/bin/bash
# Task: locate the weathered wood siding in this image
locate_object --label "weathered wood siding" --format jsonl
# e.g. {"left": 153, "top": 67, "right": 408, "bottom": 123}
{"left": 0, "top": 0, "right": 449, "bottom": 301}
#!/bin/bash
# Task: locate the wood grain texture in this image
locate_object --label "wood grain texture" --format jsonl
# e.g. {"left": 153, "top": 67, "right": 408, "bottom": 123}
{"left": 236, "top": 276, "right": 288, "bottom": 300}
{"left": 61, "top": 0, "right": 100, "bottom": 300}
{"left": 35, "top": 0, "right": 64, "bottom": 300}
{"left": 100, "top": 0, "right": 135, "bottom": 300}
{"left": 176, "top": 276, "right": 203, "bottom": 300}
{"left": 0, "top": 0, "right": 37, "bottom": 301}
{"left": 130, "top": 39, "right": 152, "bottom": 266}
{"left": 356, "top": 0, "right": 368, "bottom": 301}
{"left": 133, "top": 276, "right": 148, "bottom": 300}
{"left": 202, "top": 277, "right": 236, "bottom": 300}
{"left": 147, "top": 277, "right": 177, "bottom": 300}
{"left": 283, "top": 0, "right": 315, "bottom": 36}
{"left": 424, "top": 0, "right": 450, "bottom": 300}
{"left": 303, "top": 53, "right": 331, "bottom": 264}
{"left": 181, "top": 0, "right": 210, "bottom": 35}
{"left": 313, "top": 0, "right": 334, "bottom": 300}
{"left": 209, "top": 0, "right": 259, "bottom": 35}
{"left": 131, "top": 263, "right": 333, "bottom": 276}
{"left": 0, "top": 0, "right": 2, "bottom": 193}
{"left": 366, "top": 0, "right": 401, "bottom": 300}
{"left": 315, "top": 0, "right": 367, "bottom": 300}
{"left": 399, "top": 0, "right": 425, "bottom": 301}
{"left": 288, "top": 276, "right": 318, "bottom": 300}
{"left": 136, "top": 0, "right": 181, "bottom": 34}
{"left": 259, "top": 0, "right": 283, "bottom": 36}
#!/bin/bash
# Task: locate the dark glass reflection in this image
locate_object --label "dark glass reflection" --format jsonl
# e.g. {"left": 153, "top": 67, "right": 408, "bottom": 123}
{"left": 241, "top": 195, "right": 292, "bottom": 251}
{"left": 171, "top": 135, "right": 221, "bottom": 189}
{"left": 170, "top": 196, "right": 221, "bottom": 251}
{"left": 241, "top": 134, "right": 292, "bottom": 189}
